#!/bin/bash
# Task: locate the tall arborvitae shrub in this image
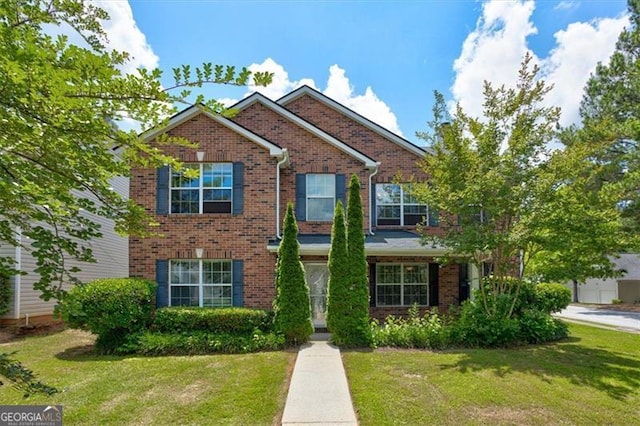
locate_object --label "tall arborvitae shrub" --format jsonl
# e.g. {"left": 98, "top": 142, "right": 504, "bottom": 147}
{"left": 273, "top": 202, "right": 313, "bottom": 344}
{"left": 345, "top": 174, "right": 373, "bottom": 346}
{"left": 326, "top": 201, "right": 349, "bottom": 337}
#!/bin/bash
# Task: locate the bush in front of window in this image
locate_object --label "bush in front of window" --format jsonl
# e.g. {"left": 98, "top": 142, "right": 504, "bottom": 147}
{"left": 58, "top": 277, "right": 156, "bottom": 353}
{"left": 152, "top": 307, "right": 274, "bottom": 334}
{"left": 273, "top": 202, "right": 314, "bottom": 344}
{"left": 370, "top": 305, "right": 448, "bottom": 349}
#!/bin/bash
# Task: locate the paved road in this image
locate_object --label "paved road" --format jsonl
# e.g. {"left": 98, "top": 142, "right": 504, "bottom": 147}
{"left": 556, "top": 305, "right": 640, "bottom": 332}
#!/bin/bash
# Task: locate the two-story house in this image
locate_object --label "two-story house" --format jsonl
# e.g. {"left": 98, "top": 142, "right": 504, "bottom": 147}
{"left": 130, "top": 86, "right": 477, "bottom": 327}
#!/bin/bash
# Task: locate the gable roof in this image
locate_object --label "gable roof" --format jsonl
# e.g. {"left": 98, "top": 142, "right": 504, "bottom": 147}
{"left": 277, "top": 85, "right": 431, "bottom": 157}
{"left": 231, "top": 92, "right": 378, "bottom": 168}
{"left": 141, "top": 104, "right": 284, "bottom": 157}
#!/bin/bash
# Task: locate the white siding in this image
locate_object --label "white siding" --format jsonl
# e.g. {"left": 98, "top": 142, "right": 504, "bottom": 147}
{"left": 3, "top": 174, "right": 129, "bottom": 320}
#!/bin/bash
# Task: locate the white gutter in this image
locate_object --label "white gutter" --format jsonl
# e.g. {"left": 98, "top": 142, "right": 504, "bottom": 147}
{"left": 13, "top": 227, "right": 21, "bottom": 320}
{"left": 275, "top": 149, "right": 290, "bottom": 239}
{"left": 368, "top": 162, "right": 381, "bottom": 235}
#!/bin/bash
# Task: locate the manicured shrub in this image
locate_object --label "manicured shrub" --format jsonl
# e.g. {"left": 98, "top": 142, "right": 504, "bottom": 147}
{"left": 123, "top": 330, "right": 285, "bottom": 355}
{"left": 327, "top": 201, "right": 349, "bottom": 337}
{"left": 153, "top": 307, "right": 274, "bottom": 334}
{"left": 518, "top": 309, "right": 569, "bottom": 344}
{"left": 449, "top": 297, "right": 522, "bottom": 348}
{"left": 273, "top": 203, "right": 313, "bottom": 344}
{"left": 533, "top": 283, "right": 572, "bottom": 313}
{"left": 0, "top": 273, "right": 10, "bottom": 316}
{"left": 58, "top": 277, "right": 155, "bottom": 353}
{"left": 371, "top": 306, "right": 448, "bottom": 349}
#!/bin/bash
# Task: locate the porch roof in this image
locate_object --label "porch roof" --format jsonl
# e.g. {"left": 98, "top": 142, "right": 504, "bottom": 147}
{"left": 267, "top": 230, "right": 450, "bottom": 256}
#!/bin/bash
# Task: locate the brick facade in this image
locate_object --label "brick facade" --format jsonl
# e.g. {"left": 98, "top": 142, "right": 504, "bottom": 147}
{"left": 129, "top": 87, "right": 462, "bottom": 318}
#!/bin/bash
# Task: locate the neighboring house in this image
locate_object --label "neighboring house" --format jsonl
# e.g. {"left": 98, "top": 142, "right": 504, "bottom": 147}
{"left": 0, "top": 175, "right": 130, "bottom": 325}
{"left": 568, "top": 254, "right": 640, "bottom": 304}
{"left": 130, "top": 86, "right": 479, "bottom": 327}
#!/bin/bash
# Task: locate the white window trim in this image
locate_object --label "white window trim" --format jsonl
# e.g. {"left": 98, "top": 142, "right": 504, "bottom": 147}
{"left": 377, "top": 184, "right": 430, "bottom": 226}
{"left": 376, "top": 263, "right": 429, "bottom": 307}
{"left": 170, "top": 163, "right": 233, "bottom": 214}
{"left": 169, "top": 259, "right": 233, "bottom": 307}
{"left": 306, "top": 174, "right": 336, "bottom": 222}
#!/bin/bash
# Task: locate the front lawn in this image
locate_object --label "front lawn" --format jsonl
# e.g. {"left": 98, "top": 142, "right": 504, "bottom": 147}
{"left": 0, "top": 329, "right": 294, "bottom": 425}
{"left": 343, "top": 323, "right": 640, "bottom": 425}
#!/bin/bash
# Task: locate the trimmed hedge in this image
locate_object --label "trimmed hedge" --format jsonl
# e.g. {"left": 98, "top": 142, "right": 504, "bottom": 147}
{"left": 122, "top": 330, "right": 285, "bottom": 356}
{"left": 534, "top": 283, "right": 572, "bottom": 314}
{"left": 371, "top": 306, "right": 448, "bottom": 349}
{"left": 153, "top": 307, "right": 274, "bottom": 334}
{"left": 58, "top": 277, "right": 155, "bottom": 353}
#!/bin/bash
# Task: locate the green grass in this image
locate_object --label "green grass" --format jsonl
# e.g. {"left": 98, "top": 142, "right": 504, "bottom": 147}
{"left": 343, "top": 323, "right": 640, "bottom": 425}
{"left": 0, "top": 329, "right": 295, "bottom": 425}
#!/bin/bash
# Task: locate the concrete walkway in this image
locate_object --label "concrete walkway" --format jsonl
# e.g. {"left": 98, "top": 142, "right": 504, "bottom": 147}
{"left": 281, "top": 333, "right": 358, "bottom": 425}
{"left": 556, "top": 305, "right": 640, "bottom": 332}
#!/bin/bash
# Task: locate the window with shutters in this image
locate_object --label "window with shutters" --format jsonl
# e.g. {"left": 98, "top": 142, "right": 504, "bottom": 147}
{"left": 376, "top": 184, "right": 437, "bottom": 226}
{"left": 376, "top": 264, "right": 428, "bottom": 306}
{"left": 169, "top": 260, "right": 232, "bottom": 307}
{"left": 306, "top": 174, "right": 336, "bottom": 221}
{"left": 170, "top": 163, "right": 232, "bottom": 214}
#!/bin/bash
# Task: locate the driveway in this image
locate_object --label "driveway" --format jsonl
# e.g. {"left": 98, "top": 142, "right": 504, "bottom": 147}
{"left": 556, "top": 305, "right": 640, "bottom": 332}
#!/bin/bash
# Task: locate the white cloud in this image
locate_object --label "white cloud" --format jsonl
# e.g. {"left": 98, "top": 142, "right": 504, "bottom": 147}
{"left": 245, "top": 58, "right": 403, "bottom": 136}
{"left": 541, "top": 17, "right": 628, "bottom": 126}
{"left": 554, "top": 1, "right": 579, "bottom": 11}
{"left": 451, "top": 0, "right": 627, "bottom": 127}
{"left": 95, "top": 1, "right": 159, "bottom": 72}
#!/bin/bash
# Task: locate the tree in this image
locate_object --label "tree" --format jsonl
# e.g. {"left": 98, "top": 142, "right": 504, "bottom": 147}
{"left": 415, "top": 54, "right": 625, "bottom": 317}
{"left": 0, "top": 353, "right": 58, "bottom": 397}
{"left": 576, "top": 0, "right": 640, "bottom": 235}
{"left": 345, "top": 174, "right": 372, "bottom": 346}
{"left": 0, "top": 0, "right": 272, "bottom": 301}
{"left": 273, "top": 203, "right": 313, "bottom": 344}
{"left": 326, "top": 201, "right": 349, "bottom": 337}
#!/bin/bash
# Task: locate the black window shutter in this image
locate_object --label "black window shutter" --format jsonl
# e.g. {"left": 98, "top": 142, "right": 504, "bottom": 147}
{"left": 156, "top": 259, "right": 169, "bottom": 307}
{"left": 232, "top": 162, "right": 244, "bottom": 215}
{"left": 459, "top": 263, "right": 470, "bottom": 303}
{"left": 156, "top": 166, "right": 170, "bottom": 215}
{"left": 428, "top": 208, "right": 439, "bottom": 226}
{"left": 429, "top": 263, "right": 439, "bottom": 307}
{"left": 296, "top": 174, "right": 306, "bottom": 221}
{"left": 232, "top": 260, "right": 244, "bottom": 307}
{"left": 336, "top": 174, "right": 346, "bottom": 208}
{"left": 371, "top": 183, "right": 377, "bottom": 228}
{"left": 369, "top": 263, "right": 377, "bottom": 307}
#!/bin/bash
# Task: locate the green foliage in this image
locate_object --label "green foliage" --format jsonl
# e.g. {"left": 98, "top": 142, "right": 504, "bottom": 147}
{"left": 326, "top": 200, "right": 349, "bottom": 335}
{"left": 518, "top": 309, "right": 569, "bottom": 344}
{"left": 0, "top": 0, "right": 272, "bottom": 302}
{"left": 153, "top": 307, "right": 274, "bottom": 334}
{"left": 344, "top": 174, "right": 373, "bottom": 347}
{"left": 0, "top": 273, "right": 10, "bottom": 316}
{"left": 58, "top": 277, "right": 155, "bottom": 353}
{"left": 449, "top": 298, "right": 522, "bottom": 348}
{"left": 371, "top": 305, "right": 448, "bottom": 349}
{"left": 612, "top": 298, "right": 623, "bottom": 305}
{"left": 533, "top": 283, "right": 572, "bottom": 314}
{"left": 0, "top": 352, "right": 58, "bottom": 397}
{"left": 121, "top": 330, "right": 285, "bottom": 356}
{"left": 273, "top": 203, "right": 313, "bottom": 344}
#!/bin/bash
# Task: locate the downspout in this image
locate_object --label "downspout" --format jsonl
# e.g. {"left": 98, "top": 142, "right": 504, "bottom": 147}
{"left": 368, "top": 162, "right": 381, "bottom": 235}
{"left": 275, "top": 149, "right": 289, "bottom": 239}
{"left": 13, "top": 227, "right": 21, "bottom": 320}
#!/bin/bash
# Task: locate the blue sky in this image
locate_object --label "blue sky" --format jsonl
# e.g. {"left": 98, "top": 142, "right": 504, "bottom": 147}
{"left": 98, "top": 1, "right": 628, "bottom": 144}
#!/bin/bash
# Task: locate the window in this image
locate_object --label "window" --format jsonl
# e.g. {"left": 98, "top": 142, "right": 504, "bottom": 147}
{"left": 376, "top": 264, "right": 428, "bottom": 306}
{"left": 171, "top": 163, "right": 232, "bottom": 214}
{"left": 306, "top": 174, "right": 335, "bottom": 221}
{"left": 376, "top": 184, "right": 435, "bottom": 226}
{"left": 169, "top": 260, "right": 232, "bottom": 307}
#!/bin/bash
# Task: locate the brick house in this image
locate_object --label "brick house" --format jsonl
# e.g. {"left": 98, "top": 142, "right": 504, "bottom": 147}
{"left": 130, "top": 86, "right": 478, "bottom": 326}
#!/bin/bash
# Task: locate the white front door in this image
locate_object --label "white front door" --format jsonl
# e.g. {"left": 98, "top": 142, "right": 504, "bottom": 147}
{"left": 304, "top": 263, "right": 329, "bottom": 328}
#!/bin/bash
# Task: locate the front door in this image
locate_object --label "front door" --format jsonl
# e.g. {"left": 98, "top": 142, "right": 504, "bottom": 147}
{"left": 304, "top": 263, "right": 329, "bottom": 328}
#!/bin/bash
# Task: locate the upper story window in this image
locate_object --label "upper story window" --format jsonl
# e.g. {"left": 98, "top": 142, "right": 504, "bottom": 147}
{"left": 306, "top": 174, "right": 336, "bottom": 221}
{"left": 171, "top": 163, "right": 232, "bottom": 214}
{"left": 376, "top": 184, "right": 436, "bottom": 226}
{"left": 169, "top": 259, "right": 232, "bottom": 307}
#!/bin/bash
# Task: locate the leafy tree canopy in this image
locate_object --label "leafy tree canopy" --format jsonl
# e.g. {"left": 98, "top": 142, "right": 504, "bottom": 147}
{"left": 0, "top": 0, "right": 272, "bottom": 300}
